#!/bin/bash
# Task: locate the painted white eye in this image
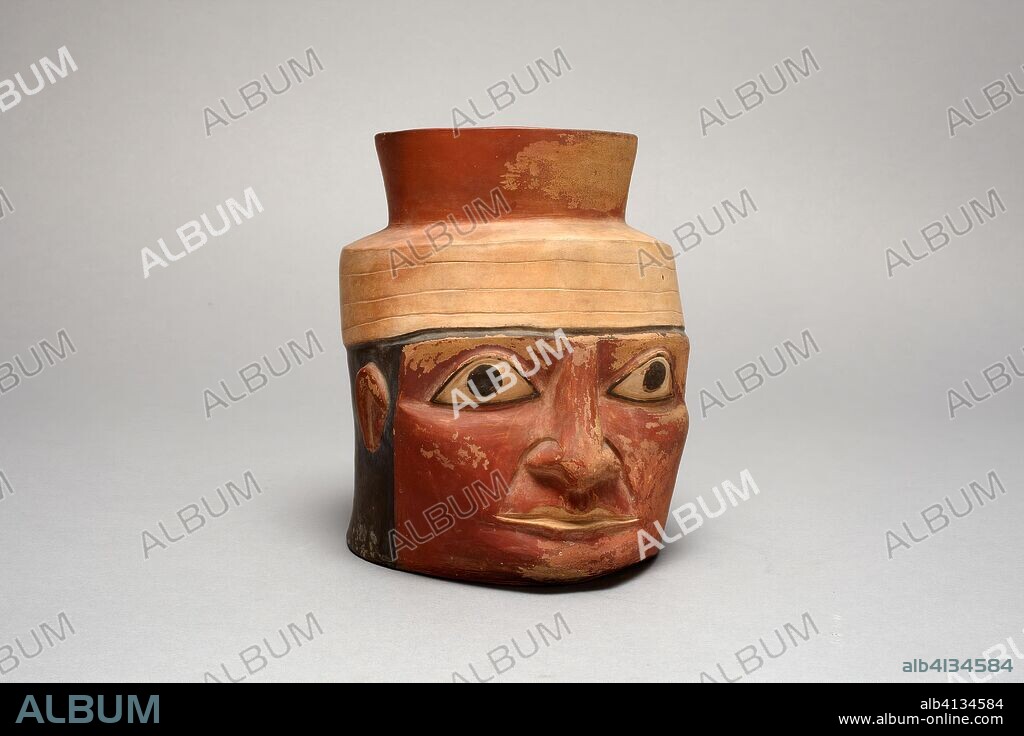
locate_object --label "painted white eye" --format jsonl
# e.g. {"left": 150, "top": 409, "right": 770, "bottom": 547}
{"left": 609, "top": 355, "right": 673, "bottom": 402}
{"left": 432, "top": 357, "right": 538, "bottom": 406}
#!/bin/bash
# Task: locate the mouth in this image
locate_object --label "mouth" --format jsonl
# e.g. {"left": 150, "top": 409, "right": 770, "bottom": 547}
{"left": 495, "top": 506, "right": 639, "bottom": 537}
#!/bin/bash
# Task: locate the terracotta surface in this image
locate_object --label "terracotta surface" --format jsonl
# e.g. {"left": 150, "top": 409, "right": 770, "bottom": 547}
{"left": 340, "top": 129, "right": 684, "bottom": 347}
{"left": 340, "top": 127, "right": 689, "bottom": 584}
{"left": 393, "top": 331, "right": 688, "bottom": 583}
{"left": 375, "top": 127, "right": 636, "bottom": 223}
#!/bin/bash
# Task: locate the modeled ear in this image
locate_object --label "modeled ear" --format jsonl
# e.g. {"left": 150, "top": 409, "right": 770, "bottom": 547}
{"left": 355, "top": 362, "right": 389, "bottom": 452}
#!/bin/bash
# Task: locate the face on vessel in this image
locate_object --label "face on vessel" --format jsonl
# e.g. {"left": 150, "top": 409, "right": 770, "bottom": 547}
{"left": 385, "top": 329, "right": 688, "bottom": 582}
{"left": 341, "top": 128, "right": 689, "bottom": 584}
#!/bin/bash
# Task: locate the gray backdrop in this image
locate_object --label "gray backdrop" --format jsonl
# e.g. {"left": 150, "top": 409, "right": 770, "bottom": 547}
{"left": 1, "top": 0, "right": 1021, "bottom": 683}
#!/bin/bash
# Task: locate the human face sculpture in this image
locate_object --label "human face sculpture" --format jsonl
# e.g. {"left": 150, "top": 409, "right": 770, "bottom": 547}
{"left": 341, "top": 127, "right": 689, "bottom": 585}
{"left": 370, "top": 328, "right": 689, "bottom": 584}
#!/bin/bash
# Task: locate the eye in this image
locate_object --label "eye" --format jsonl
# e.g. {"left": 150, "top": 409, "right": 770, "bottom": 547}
{"left": 608, "top": 355, "right": 673, "bottom": 402}
{"left": 432, "top": 356, "right": 538, "bottom": 407}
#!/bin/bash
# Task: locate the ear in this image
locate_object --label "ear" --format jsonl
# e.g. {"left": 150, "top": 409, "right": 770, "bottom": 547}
{"left": 355, "top": 362, "right": 389, "bottom": 452}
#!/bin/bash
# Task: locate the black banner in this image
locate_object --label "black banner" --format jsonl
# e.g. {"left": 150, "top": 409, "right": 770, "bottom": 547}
{"left": 0, "top": 683, "right": 1018, "bottom": 730}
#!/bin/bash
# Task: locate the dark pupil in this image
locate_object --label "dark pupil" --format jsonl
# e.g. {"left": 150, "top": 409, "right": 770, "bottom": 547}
{"left": 469, "top": 364, "right": 498, "bottom": 397}
{"left": 643, "top": 361, "right": 667, "bottom": 392}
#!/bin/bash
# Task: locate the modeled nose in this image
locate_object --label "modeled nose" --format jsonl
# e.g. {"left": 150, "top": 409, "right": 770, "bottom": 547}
{"left": 525, "top": 439, "right": 620, "bottom": 497}
{"left": 524, "top": 350, "right": 623, "bottom": 507}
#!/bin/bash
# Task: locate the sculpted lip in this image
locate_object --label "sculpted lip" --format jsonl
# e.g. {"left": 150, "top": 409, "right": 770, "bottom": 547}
{"left": 495, "top": 506, "right": 639, "bottom": 535}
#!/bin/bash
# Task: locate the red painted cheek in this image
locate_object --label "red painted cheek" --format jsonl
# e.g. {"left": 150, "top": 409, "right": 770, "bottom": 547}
{"left": 602, "top": 399, "right": 687, "bottom": 514}
{"left": 392, "top": 397, "right": 549, "bottom": 566}
{"left": 395, "top": 401, "right": 542, "bottom": 482}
